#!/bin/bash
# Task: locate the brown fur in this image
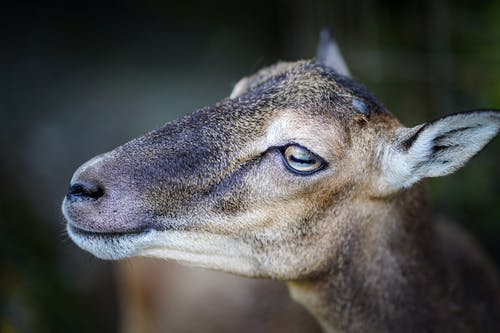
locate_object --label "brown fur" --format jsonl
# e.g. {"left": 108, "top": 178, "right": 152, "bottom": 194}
{"left": 288, "top": 184, "right": 500, "bottom": 332}
{"left": 63, "top": 59, "right": 500, "bottom": 332}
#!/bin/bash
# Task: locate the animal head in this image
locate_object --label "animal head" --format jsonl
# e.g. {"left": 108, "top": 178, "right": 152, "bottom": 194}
{"left": 62, "top": 36, "right": 499, "bottom": 280}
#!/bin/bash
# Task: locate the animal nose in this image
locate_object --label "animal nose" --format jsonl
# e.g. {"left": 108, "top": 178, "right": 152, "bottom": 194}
{"left": 67, "top": 182, "right": 104, "bottom": 202}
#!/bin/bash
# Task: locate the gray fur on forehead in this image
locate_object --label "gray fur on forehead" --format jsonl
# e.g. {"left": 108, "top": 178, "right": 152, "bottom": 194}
{"left": 234, "top": 60, "right": 389, "bottom": 117}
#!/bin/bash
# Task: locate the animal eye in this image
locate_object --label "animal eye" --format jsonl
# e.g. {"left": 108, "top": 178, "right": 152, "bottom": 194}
{"left": 281, "top": 145, "right": 325, "bottom": 175}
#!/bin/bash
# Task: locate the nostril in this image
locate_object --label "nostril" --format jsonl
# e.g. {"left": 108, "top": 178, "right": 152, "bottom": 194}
{"left": 67, "top": 182, "right": 105, "bottom": 202}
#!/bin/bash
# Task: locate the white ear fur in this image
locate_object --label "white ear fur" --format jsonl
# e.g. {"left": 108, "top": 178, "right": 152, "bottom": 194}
{"left": 230, "top": 77, "right": 249, "bottom": 99}
{"left": 379, "top": 110, "right": 500, "bottom": 194}
{"left": 316, "top": 29, "right": 351, "bottom": 77}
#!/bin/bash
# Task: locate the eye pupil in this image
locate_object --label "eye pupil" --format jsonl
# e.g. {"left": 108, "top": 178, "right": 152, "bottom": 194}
{"left": 282, "top": 145, "right": 325, "bottom": 174}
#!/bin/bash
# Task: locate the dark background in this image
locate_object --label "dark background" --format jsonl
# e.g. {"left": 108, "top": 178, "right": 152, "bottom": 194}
{"left": 1, "top": 0, "right": 499, "bottom": 332}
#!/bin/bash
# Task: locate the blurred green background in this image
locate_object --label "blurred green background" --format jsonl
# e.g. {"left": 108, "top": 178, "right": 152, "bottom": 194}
{"left": 0, "top": 0, "right": 499, "bottom": 332}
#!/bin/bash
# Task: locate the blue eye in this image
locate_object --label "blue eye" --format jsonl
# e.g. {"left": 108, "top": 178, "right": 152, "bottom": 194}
{"left": 281, "top": 145, "right": 325, "bottom": 174}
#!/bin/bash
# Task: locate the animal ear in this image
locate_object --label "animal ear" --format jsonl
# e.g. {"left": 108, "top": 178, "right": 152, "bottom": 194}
{"left": 230, "top": 77, "right": 249, "bottom": 99}
{"left": 316, "top": 29, "right": 351, "bottom": 77}
{"left": 379, "top": 110, "right": 500, "bottom": 194}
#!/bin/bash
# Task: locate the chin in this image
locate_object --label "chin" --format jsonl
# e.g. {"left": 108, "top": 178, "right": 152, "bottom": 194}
{"left": 66, "top": 223, "right": 152, "bottom": 260}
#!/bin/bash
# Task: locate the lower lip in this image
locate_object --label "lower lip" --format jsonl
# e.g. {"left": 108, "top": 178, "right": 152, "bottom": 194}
{"left": 67, "top": 224, "right": 148, "bottom": 238}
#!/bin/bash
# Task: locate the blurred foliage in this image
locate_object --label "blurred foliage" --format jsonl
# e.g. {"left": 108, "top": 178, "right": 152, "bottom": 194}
{"left": 0, "top": 0, "right": 499, "bottom": 332}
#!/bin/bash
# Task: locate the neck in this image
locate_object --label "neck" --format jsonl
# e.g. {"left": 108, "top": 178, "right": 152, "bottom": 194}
{"left": 287, "top": 184, "right": 452, "bottom": 333}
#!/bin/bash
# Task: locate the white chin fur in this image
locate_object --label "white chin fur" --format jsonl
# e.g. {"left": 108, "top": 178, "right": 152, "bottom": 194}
{"left": 66, "top": 225, "right": 257, "bottom": 275}
{"left": 66, "top": 224, "right": 147, "bottom": 260}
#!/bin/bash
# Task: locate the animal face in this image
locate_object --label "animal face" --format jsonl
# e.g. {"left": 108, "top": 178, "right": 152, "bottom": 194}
{"left": 62, "top": 60, "right": 399, "bottom": 278}
{"left": 62, "top": 58, "right": 499, "bottom": 279}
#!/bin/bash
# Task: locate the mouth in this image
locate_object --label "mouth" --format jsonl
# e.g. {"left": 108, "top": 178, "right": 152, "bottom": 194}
{"left": 62, "top": 194, "right": 161, "bottom": 242}
{"left": 65, "top": 222, "right": 155, "bottom": 260}
{"left": 65, "top": 219, "right": 259, "bottom": 275}
{"left": 67, "top": 223, "right": 149, "bottom": 238}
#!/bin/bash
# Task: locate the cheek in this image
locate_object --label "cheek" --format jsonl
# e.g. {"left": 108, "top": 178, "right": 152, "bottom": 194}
{"left": 234, "top": 162, "right": 335, "bottom": 234}
{"left": 236, "top": 156, "right": 351, "bottom": 244}
{"left": 241, "top": 195, "right": 335, "bottom": 279}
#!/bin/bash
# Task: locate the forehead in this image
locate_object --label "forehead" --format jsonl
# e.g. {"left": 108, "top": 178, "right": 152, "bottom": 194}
{"left": 175, "top": 60, "right": 390, "bottom": 147}
{"left": 196, "top": 61, "right": 389, "bottom": 158}
{"left": 233, "top": 60, "right": 388, "bottom": 119}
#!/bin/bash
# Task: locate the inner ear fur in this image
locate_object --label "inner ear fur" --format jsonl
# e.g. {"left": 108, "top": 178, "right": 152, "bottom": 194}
{"left": 378, "top": 110, "right": 500, "bottom": 194}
